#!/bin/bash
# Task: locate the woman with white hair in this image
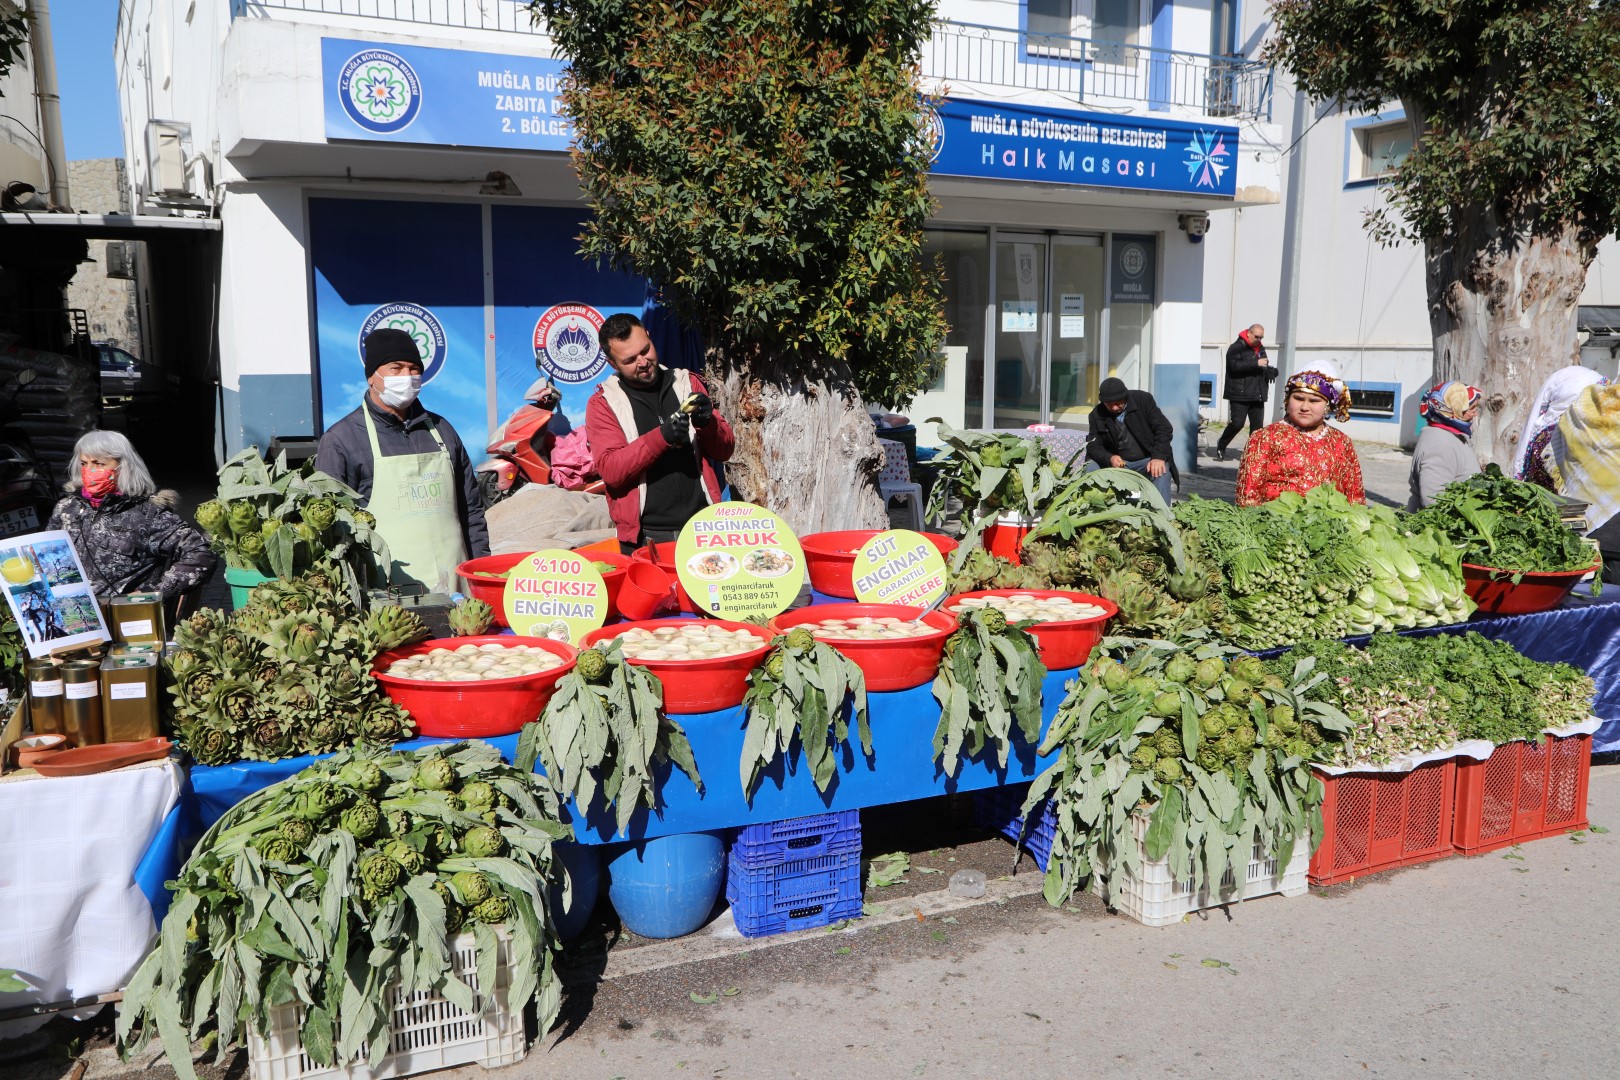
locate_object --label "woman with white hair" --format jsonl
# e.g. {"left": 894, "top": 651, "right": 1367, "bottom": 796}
{"left": 47, "top": 430, "right": 218, "bottom": 605}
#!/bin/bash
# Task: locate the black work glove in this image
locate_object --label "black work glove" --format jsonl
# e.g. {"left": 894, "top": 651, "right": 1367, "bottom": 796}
{"left": 660, "top": 411, "right": 691, "bottom": 447}
{"left": 688, "top": 393, "right": 715, "bottom": 428}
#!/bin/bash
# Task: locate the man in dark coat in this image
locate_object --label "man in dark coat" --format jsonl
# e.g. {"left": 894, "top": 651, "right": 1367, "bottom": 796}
{"left": 1086, "top": 377, "right": 1176, "bottom": 503}
{"left": 1214, "top": 323, "right": 1278, "bottom": 461}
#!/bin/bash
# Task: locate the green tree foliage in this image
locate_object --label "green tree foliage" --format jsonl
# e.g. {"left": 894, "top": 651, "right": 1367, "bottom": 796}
{"left": 0, "top": 10, "right": 29, "bottom": 91}
{"left": 533, "top": 0, "right": 947, "bottom": 407}
{"left": 1267, "top": 1, "right": 1620, "bottom": 247}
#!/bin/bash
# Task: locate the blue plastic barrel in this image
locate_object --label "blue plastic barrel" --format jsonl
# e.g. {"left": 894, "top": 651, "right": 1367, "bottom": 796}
{"left": 605, "top": 830, "right": 728, "bottom": 939}
{"left": 550, "top": 842, "right": 601, "bottom": 941}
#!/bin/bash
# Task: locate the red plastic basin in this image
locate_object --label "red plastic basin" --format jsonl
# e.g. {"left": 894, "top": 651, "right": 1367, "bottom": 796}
{"left": 580, "top": 619, "right": 774, "bottom": 714}
{"left": 372, "top": 635, "right": 578, "bottom": 737}
{"left": 459, "top": 551, "right": 631, "bottom": 625}
{"left": 630, "top": 542, "right": 699, "bottom": 614}
{"left": 1461, "top": 561, "right": 1597, "bottom": 616}
{"left": 768, "top": 603, "right": 958, "bottom": 692}
{"left": 799, "top": 530, "right": 961, "bottom": 599}
{"left": 942, "top": 589, "right": 1116, "bottom": 670}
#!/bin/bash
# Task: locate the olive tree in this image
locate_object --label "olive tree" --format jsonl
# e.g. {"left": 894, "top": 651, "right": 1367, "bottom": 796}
{"left": 533, "top": 0, "right": 946, "bottom": 532}
{"left": 1268, "top": 1, "right": 1620, "bottom": 468}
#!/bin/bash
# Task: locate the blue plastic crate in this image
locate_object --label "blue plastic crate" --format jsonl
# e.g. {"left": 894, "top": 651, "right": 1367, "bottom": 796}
{"left": 726, "top": 850, "right": 863, "bottom": 938}
{"left": 730, "top": 810, "right": 861, "bottom": 866}
{"left": 975, "top": 783, "right": 1057, "bottom": 871}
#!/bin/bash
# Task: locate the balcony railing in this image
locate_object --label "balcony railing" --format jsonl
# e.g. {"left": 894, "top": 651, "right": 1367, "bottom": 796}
{"left": 228, "top": 5, "right": 1271, "bottom": 122}
{"left": 922, "top": 20, "right": 1274, "bottom": 122}
{"left": 229, "top": 0, "right": 547, "bottom": 35}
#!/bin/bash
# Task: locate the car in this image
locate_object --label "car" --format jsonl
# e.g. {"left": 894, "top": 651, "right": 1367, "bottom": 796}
{"left": 96, "top": 342, "right": 165, "bottom": 399}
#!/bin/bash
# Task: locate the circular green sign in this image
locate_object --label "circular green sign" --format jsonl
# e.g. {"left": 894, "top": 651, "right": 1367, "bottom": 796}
{"left": 852, "top": 529, "right": 948, "bottom": 607}
{"left": 675, "top": 503, "right": 804, "bottom": 620}
{"left": 502, "top": 548, "right": 609, "bottom": 644}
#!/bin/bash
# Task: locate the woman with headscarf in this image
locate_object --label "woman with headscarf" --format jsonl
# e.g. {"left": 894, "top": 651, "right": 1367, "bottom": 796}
{"left": 48, "top": 430, "right": 219, "bottom": 609}
{"left": 1516, "top": 366, "right": 1607, "bottom": 490}
{"left": 1235, "top": 361, "right": 1365, "bottom": 507}
{"left": 1407, "top": 380, "right": 1482, "bottom": 510}
{"left": 1546, "top": 381, "right": 1620, "bottom": 533}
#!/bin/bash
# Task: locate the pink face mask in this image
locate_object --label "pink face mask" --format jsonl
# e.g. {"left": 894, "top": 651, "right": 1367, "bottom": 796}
{"left": 81, "top": 465, "right": 118, "bottom": 499}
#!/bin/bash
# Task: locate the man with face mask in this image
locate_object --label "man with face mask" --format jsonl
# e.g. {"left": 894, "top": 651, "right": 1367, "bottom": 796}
{"left": 315, "top": 327, "right": 489, "bottom": 590}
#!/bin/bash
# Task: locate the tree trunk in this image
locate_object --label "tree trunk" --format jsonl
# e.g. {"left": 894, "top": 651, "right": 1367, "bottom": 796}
{"left": 1426, "top": 215, "right": 1595, "bottom": 471}
{"left": 708, "top": 346, "right": 888, "bottom": 535}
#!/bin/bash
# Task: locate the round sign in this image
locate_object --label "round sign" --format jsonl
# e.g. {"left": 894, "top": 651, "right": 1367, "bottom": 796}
{"left": 502, "top": 549, "right": 609, "bottom": 645}
{"left": 533, "top": 303, "right": 608, "bottom": 384}
{"left": 675, "top": 503, "right": 804, "bottom": 621}
{"left": 338, "top": 48, "right": 423, "bottom": 135}
{"left": 358, "top": 302, "right": 448, "bottom": 385}
{"left": 851, "top": 530, "right": 948, "bottom": 608}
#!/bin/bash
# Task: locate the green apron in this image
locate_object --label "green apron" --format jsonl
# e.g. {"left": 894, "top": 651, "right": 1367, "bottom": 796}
{"left": 363, "top": 406, "right": 469, "bottom": 592}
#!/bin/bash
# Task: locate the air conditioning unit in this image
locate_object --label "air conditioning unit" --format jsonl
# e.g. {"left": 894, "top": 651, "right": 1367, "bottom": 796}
{"left": 145, "top": 120, "right": 191, "bottom": 197}
{"left": 106, "top": 241, "right": 136, "bottom": 280}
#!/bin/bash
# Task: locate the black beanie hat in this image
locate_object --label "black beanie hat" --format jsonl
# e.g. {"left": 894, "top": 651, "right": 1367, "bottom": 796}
{"left": 363, "top": 328, "right": 423, "bottom": 377}
{"left": 1099, "top": 377, "right": 1129, "bottom": 403}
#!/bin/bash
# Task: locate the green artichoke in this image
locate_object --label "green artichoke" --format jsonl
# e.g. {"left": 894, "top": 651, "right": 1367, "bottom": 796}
{"left": 248, "top": 719, "right": 291, "bottom": 758}
{"left": 414, "top": 755, "right": 458, "bottom": 792}
{"left": 785, "top": 627, "right": 815, "bottom": 652}
{"left": 459, "top": 825, "right": 506, "bottom": 859}
{"left": 227, "top": 500, "right": 260, "bottom": 537}
{"left": 175, "top": 608, "right": 228, "bottom": 653}
{"left": 385, "top": 809, "right": 413, "bottom": 837}
{"left": 355, "top": 509, "right": 377, "bottom": 529}
{"left": 460, "top": 780, "right": 497, "bottom": 812}
{"left": 1301, "top": 721, "right": 1325, "bottom": 747}
{"left": 450, "top": 870, "right": 492, "bottom": 905}
{"left": 184, "top": 723, "right": 235, "bottom": 766}
{"left": 433, "top": 880, "right": 466, "bottom": 933}
{"left": 366, "top": 605, "right": 429, "bottom": 653}
{"left": 195, "top": 499, "right": 229, "bottom": 538}
{"left": 279, "top": 818, "right": 314, "bottom": 846}
{"left": 1153, "top": 728, "right": 1183, "bottom": 759}
{"left": 272, "top": 673, "right": 319, "bottom": 715}
{"left": 210, "top": 678, "right": 258, "bottom": 727}
{"left": 1283, "top": 737, "right": 1312, "bottom": 760}
{"left": 302, "top": 497, "right": 337, "bottom": 533}
{"left": 1152, "top": 691, "right": 1182, "bottom": 719}
{"left": 1163, "top": 654, "right": 1196, "bottom": 685}
{"left": 384, "top": 839, "right": 427, "bottom": 876}
{"left": 306, "top": 717, "right": 348, "bottom": 753}
{"left": 576, "top": 648, "right": 610, "bottom": 683}
{"left": 472, "top": 894, "right": 513, "bottom": 925}
{"left": 1230, "top": 656, "right": 1267, "bottom": 685}
{"left": 358, "top": 850, "right": 402, "bottom": 900}
{"left": 978, "top": 608, "right": 1008, "bottom": 635}
{"left": 448, "top": 598, "right": 496, "bottom": 637}
{"left": 340, "top": 797, "right": 381, "bottom": 839}
{"left": 1129, "top": 743, "right": 1158, "bottom": 771}
{"left": 1197, "top": 746, "right": 1223, "bottom": 774}
{"left": 267, "top": 612, "right": 332, "bottom": 665}
{"left": 1153, "top": 756, "right": 1185, "bottom": 784}
{"left": 764, "top": 652, "right": 786, "bottom": 680}
{"left": 1193, "top": 658, "right": 1225, "bottom": 689}
{"left": 235, "top": 532, "right": 266, "bottom": 561}
{"left": 293, "top": 783, "right": 346, "bottom": 821}
{"left": 339, "top": 759, "right": 386, "bottom": 793}
{"left": 255, "top": 834, "right": 301, "bottom": 865}
{"left": 360, "top": 704, "right": 407, "bottom": 744}
{"left": 1200, "top": 710, "right": 1228, "bottom": 740}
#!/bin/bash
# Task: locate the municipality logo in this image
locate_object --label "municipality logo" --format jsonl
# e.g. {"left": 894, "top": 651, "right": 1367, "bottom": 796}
{"left": 339, "top": 49, "right": 422, "bottom": 135}
{"left": 533, "top": 303, "right": 607, "bottom": 385}
{"left": 359, "top": 303, "right": 447, "bottom": 384}
{"left": 1184, "top": 129, "right": 1230, "bottom": 189}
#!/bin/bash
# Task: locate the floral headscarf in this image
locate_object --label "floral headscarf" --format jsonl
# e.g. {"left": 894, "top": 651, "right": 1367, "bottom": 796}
{"left": 1285, "top": 363, "right": 1352, "bottom": 422}
{"left": 1419, "top": 380, "right": 1481, "bottom": 436}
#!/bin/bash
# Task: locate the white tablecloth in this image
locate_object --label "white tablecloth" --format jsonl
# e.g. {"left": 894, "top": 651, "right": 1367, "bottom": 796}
{"left": 0, "top": 758, "right": 181, "bottom": 1037}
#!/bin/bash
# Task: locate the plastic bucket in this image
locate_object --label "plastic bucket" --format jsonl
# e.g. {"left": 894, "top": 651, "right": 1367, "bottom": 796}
{"left": 550, "top": 841, "right": 602, "bottom": 941}
{"left": 1460, "top": 561, "right": 1596, "bottom": 615}
{"left": 581, "top": 619, "right": 774, "bottom": 713}
{"left": 225, "top": 566, "right": 274, "bottom": 610}
{"left": 618, "top": 561, "right": 674, "bottom": 621}
{"left": 768, "top": 603, "right": 958, "bottom": 692}
{"left": 605, "top": 830, "right": 728, "bottom": 939}
{"left": 799, "top": 530, "right": 961, "bottom": 598}
{"left": 981, "top": 515, "right": 1036, "bottom": 565}
{"left": 942, "top": 589, "right": 1117, "bottom": 670}
{"left": 631, "top": 542, "right": 698, "bottom": 613}
{"left": 371, "top": 635, "right": 578, "bottom": 737}
{"left": 460, "top": 551, "right": 632, "bottom": 626}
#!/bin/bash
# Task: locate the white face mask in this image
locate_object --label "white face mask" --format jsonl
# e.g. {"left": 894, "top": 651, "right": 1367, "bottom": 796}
{"left": 378, "top": 374, "right": 422, "bottom": 408}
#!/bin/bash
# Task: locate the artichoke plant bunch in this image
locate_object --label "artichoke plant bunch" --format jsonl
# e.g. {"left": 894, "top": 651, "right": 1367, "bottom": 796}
{"left": 516, "top": 639, "right": 702, "bottom": 838}
{"left": 195, "top": 448, "right": 391, "bottom": 605}
{"left": 925, "top": 420, "right": 1068, "bottom": 559}
{"left": 116, "top": 744, "right": 569, "bottom": 1080}
{"left": 931, "top": 608, "right": 1047, "bottom": 777}
{"left": 739, "top": 627, "right": 871, "bottom": 798}
{"left": 166, "top": 570, "right": 430, "bottom": 765}
{"left": 1024, "top": 639, "right": 1352, "bottom": 910}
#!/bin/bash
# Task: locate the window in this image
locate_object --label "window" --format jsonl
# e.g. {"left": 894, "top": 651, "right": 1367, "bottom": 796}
{"left": 1349, "top": 119, "right": 1412, "bottom": 182}
{"left": 1027, "top": 0, "right": 1142, "bottom": 48}
{"left": 1346, "top": 382, "right": 1400, "bottom": 422}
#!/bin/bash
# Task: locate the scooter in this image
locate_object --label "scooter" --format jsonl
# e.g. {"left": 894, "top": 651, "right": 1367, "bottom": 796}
{"left": 476, "top": 376, "right": 564, "bottom": 508}
{"left": 0, "top": 437, "right": 57, "bottom": 540}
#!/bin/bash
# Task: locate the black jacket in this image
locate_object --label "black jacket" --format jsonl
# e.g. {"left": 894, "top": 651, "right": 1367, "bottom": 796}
{"left": 1224, "top": 333, "right": 1278, "bottom": 402}
{"left": 49, "top": 489, "right": 219, "bottom": 602}
{"left": 1086, "top": 389, "right": 1179, "bottom": 483}
{"left": 315, "top": 396, "right": 490, "bottom": 559}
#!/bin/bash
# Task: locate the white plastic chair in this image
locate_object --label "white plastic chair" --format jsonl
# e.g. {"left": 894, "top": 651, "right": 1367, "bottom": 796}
{"left": 878, "top": 438, "right": 924, "bottom": 531}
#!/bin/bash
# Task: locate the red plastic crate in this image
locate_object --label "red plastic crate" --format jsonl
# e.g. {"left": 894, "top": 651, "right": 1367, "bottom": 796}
{"left": 1453, "top": 734, "right": 1592, "bottom": 855}
{"left": 1309, "top": 760, "right": 1456, "bottom": 886}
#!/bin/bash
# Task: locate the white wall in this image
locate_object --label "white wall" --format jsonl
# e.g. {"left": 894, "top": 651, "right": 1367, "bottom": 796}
{"left": 0, "top": 0, "right": 46, "bottom": 194}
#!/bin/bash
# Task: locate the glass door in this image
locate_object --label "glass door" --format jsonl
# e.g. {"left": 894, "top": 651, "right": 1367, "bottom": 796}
{"left": 991, "top": 236, "right": 1047, "bottom": 429}
{"left": 1048, "top": 235, "right": 1106, "bottom": 429}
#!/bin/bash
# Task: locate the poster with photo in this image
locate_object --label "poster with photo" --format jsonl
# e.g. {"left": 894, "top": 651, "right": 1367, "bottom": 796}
{"left": 0, "top": 530, "right": 111, "bottom": 658}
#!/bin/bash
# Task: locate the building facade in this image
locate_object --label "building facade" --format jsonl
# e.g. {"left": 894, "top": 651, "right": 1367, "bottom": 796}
{"left": 115, "top": 0, "right": 1279, "bottom": 473}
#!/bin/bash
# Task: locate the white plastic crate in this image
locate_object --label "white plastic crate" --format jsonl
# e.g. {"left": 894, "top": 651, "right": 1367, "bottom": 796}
{"left": 246, "top": 930, "right": 526, "bottom": 1080}
{"left": 1095, "top": 816, "right": 1311, "bottom": 927}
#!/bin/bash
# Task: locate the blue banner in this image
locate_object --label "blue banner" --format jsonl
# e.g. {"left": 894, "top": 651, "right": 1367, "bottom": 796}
{"left": 321, "top": 37, "right": 572, "bottom": 151}
{"left": 927, "top": 97, "right": 1239, "bottom": 198}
